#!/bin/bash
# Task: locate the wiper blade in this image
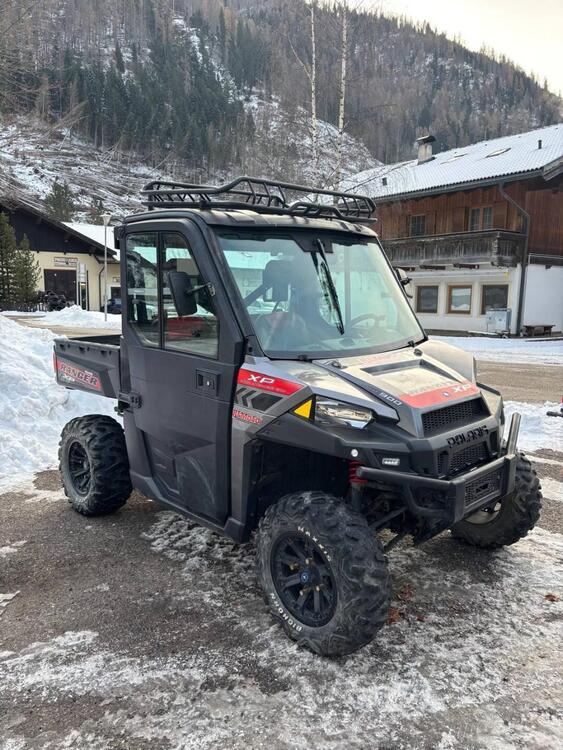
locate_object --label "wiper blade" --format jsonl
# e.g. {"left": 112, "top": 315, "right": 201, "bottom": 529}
{"left": 311, "top": 239, "right": 345, "bottom": 335}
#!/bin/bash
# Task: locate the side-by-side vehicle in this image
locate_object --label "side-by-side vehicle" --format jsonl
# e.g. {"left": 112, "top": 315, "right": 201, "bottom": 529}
{"left": 54, "top": 177, "right": 541, "bottom": 656}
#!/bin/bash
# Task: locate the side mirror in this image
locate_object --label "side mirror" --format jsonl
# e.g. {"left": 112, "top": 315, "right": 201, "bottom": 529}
{"left": 396, "top": 268, "right": 413, "bottom": 299}
{"left": 167, "top": 271, "right": 198, "bottom": 316}
{"left": 263, "top": 260, "right": 292, "bottom": 302}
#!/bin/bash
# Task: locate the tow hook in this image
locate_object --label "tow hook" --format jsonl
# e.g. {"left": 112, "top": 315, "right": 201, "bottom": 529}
{"left": 504, "top": 412, "right": 521, "bottom": 455}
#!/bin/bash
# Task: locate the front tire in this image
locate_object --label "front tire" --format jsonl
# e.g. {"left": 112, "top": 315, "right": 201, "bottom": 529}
{"left": 256, "top": 492, "right": 391, "bottom": 657}
{"left": 59, "top": 415, "right": 132, "bottom": 516}
{"left": 451, "top": 452, "right": 541, "bottom": 549}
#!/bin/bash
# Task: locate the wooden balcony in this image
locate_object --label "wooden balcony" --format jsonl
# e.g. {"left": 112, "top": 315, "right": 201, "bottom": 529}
{"left": 381, "top": 230, "right": 526, "bottom": 268}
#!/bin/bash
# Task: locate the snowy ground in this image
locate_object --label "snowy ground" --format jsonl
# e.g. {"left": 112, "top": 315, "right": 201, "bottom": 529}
{"left": 432, "top": 335, "right": 563, "bottom": 366}
{"left": 0, "top": 318, "right": 562, "bottom": 748}
{"left": 0, "top": 469, "right": 561, "bottom": 749}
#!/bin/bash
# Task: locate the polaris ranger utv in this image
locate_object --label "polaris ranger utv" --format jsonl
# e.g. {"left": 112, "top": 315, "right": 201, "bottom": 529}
{"left": 54, "top": 177, "right": 541, "bottom": 657}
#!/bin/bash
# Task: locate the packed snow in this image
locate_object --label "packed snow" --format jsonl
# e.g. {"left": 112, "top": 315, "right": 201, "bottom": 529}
{"left": 505, "top": 401, "right": 563, "bottom": 453}
{"left": 2, "top": 306, "right": 121, "bottom": 330}
{"left": 1, "top": 516, "right": 561, "bottom": 748}
{"left": 0, "top": 315, "right": 117, "bottom": 490}
{"left": 432, "top": 335, "right": 563, "bottom": 365}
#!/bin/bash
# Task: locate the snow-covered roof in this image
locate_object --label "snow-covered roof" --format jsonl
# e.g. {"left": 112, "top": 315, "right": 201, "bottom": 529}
{"left": 344, "top": 124, "right": 563, "bottom": 201}
{"left": 63, "top": 222, "right": 119, "bottom": 260}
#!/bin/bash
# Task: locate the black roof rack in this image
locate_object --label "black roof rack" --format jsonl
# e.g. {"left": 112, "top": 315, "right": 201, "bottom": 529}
{"left": 141, "top": 176, "right": 375, "bottom": 223}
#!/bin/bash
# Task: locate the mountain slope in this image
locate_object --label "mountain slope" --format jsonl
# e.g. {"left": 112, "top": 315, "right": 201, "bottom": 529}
{"left": 0, "top": 0, "right": 560, "bottom": 212}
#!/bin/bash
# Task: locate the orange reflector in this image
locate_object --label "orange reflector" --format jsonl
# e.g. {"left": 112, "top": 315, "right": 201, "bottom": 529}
{"left": 293, "top": 399, "right": 313, "bottom": 419}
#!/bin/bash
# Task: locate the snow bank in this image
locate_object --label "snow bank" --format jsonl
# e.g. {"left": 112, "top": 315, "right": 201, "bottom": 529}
{"left": 0, "top": 316, "right": 117, "bottom": 490}
{"left": 1, "top": 306, "right": 121, "bottom": 329}
{"left": 505, "top": 401, "right": 563, "bottom": 453}
{"left": 432, "top": 335, "right": 563, "bottom": 365}
{"left": 40, "top": 305, "right": 121, "bottom": 329}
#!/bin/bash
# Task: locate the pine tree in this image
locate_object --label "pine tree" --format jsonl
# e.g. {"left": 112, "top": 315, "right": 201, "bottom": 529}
{"left": 13, "top": 234, "right": 40, "bottom": 310}
{"left": 115, "top": 42, "right": 125, "bottom": 73}
{"left": 44, "top": 180, "right": 76, "bottom": 222}
{"left": 89, "top": 196, "right": 106, "bottom": 224}
{"left": 0, "top": 212, "right": 18, "bottom": 309}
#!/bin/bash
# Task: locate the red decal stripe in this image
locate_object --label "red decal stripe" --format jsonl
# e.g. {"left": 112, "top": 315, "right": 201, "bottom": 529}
{"left": 400, "top": 382, "right": 479, "bottom": 408}
{"left": 237, "top": 368, "right": 303, "bottom": 396}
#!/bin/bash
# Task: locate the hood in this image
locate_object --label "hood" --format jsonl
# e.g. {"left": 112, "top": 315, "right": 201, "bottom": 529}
{"left": 256, "top": 340, "right": 482, "bottom": 436}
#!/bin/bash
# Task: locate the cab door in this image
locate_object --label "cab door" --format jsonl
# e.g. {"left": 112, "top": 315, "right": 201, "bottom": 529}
{"left": 121, "top": 220, "right": 243, "bottom": 526}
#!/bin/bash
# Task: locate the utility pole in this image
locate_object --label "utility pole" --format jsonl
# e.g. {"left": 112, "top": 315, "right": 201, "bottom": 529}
{"left": 101, "top": 213, "right": 111, "bottom": 321}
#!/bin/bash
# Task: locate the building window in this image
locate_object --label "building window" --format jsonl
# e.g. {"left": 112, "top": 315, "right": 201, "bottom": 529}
{"left": 409, "top": 214, "right": 426, "bottom": 237}
{"left": 416, "top": 285, "right": 439, "bottom": 313}
{"left": 482, "top": 206, "right": 493, "bottom": 229}
{"left": 468, "top": 206, "right": 493, "bottom": 231}
{"left": 447, "top": 285, "right": 472, "bottom": 314}
{"left": 481, "top": 284, "right": 508, "bottom": 314}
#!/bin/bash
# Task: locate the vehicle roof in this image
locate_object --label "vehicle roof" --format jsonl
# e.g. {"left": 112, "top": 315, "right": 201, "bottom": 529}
{"left": 122, "top": 207, "right": 377, "bottom": 238}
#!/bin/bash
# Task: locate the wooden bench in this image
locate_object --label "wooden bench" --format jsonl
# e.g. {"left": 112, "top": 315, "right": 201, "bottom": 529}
{"left": 522, "top": 324, "right": 555, "bottom": 337}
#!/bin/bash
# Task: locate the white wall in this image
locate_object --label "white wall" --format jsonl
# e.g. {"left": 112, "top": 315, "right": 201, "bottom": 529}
{"left": 522, "top": 265, "right": 563, "bottom": 332}
{"left": 408, "top": 267, "right": 521, "bottom": 334}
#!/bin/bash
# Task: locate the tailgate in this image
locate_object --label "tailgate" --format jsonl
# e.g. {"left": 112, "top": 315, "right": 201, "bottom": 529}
{"left": 53, "top": 338, "right": 121, "bottom": 399}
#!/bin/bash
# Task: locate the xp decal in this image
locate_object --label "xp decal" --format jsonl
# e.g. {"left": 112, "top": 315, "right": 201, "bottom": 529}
{"left": 237, "top": 368, "right": 303, "bottom": 396}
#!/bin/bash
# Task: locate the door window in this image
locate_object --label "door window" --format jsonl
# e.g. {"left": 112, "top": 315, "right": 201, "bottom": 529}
{"left": 44, "top": 269, "right": 76, "bottom": 302}
{"left": 162, "top": 233, "right": 219, "bottom": 358}
{"left": 126, "top": 233, "right": 159, "bottom": 346}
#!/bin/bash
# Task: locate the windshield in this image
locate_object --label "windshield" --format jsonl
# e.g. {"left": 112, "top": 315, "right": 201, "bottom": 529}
{"left": 218, "top": 231, "right": 424, "bottom": 358}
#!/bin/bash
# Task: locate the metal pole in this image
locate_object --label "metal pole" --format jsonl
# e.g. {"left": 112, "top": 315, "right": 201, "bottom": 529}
{"left": 498, "top": 182, "right": 530, "bottom": 336}
{"left": 104, "top": 223, "right": 108, "bottom": 321}
{"left": 101, "top": 213, "right": 111, "bottom": 321}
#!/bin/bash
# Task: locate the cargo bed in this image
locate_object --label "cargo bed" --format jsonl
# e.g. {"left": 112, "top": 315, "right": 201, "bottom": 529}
{"left": 54, "top": 336, "right": 121, "bottom": 398}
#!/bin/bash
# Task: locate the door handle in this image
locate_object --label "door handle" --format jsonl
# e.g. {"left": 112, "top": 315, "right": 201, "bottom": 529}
{"left": 196, "top": 370, "right": 219, "bottom": 395}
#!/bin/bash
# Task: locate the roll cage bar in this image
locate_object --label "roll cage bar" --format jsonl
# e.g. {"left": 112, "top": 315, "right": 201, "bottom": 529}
{"left": 142, "top": 176, "right": 376, "bottom": 224}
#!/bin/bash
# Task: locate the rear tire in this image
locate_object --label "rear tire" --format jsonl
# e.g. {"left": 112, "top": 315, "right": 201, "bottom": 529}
{"left": 59, "top": 415, "right": 132, "bottom": 516}
{"left": 451, "top": 452, "right": 541, "bottom": 549}
{"left": 256, "top": 492, "right": 390, "bottom": 657}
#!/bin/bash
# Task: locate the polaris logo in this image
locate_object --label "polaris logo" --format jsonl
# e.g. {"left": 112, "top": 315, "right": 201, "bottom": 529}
{"left": 447, "top": 425, "right": 489, "bottom": 447}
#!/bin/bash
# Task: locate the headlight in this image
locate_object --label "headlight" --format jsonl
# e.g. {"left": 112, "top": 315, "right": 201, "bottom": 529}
{"left": 315, "top": 398, "right": 374, "bottom": 428}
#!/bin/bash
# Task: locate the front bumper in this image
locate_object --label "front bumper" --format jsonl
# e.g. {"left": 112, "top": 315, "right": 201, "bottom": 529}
{"left": 356, "top": 413, "right": 521, "bottom": 526}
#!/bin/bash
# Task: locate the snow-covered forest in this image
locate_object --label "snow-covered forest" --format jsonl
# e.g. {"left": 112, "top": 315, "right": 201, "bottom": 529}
{"left": 0, "top": 0, "right": 560, "bottom": 189}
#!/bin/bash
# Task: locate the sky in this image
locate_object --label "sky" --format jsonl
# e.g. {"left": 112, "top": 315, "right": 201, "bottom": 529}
{"left": 356, "top": 0, "right": 563, "bottom": 96}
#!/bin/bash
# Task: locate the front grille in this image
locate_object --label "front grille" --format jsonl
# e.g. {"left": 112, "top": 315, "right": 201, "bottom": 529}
{"left": 438, "top": 442, "right": 488, "bottom": 477}
{"left": 464, "top": 469, "right": 502, "bottom": 507}
{"left": 422, "top": 398, "right": 488, "bottom": 436}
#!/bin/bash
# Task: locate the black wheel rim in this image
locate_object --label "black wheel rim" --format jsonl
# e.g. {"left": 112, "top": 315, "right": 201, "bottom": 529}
{"left": 271, "top": 533, "right": 337, "bottom": 628}
{"left": 68, "top": 441, "right": 91, "bottom": 496}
